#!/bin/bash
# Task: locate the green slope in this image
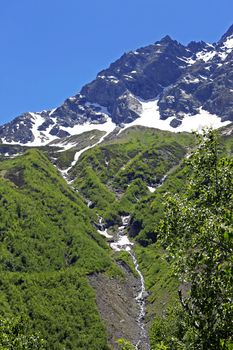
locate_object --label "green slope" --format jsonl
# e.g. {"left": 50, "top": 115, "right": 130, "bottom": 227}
{"left": 0, "top": 149, "right": 118, "bottom": 349}
{"left": 65, "top": 126, "right": 233, "bottom": 348}
{"left": 70, "top": 127, "right": 194, "bottom": 223}
{"left": 1, "top": 125, "right": 232, "bottom": 349}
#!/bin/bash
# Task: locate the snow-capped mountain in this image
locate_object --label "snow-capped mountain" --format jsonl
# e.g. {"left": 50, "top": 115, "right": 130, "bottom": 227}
{"left": 1, "top": 24, "right": 233, "bottom": 146}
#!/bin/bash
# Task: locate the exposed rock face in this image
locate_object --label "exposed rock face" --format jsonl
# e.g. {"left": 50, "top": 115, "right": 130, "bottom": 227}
{"left": 51, "top": 95, "right": 108, "bottom": 126}
{"left": 81, "top": 36, "right": 191, "bottom": 105}
{"left": 1, "top": 24, "right": 233, "bottom": 144}
{"left": 0, "top": 113, "right": 37, "bottom": 144}
{"left": 112, "top": 92, "right": 143, "bottom": 124}
{"left": 89, "top": 262, "right": 149, "bottom": 350}
{"left": 158, "top": 39, "right": 233, "bottom": 120}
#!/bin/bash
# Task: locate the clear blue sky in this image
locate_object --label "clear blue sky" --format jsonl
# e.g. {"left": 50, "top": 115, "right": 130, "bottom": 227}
{"left": 0, "top": 0, "right": 232, "bottom": 125}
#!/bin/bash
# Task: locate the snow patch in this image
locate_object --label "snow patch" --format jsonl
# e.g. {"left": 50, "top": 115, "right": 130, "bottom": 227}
{"left": 49, "top": 108, "right": 57, "bottom": 116}
{"left": 189, "top": 78, "right": 200, "bottom": 83}
{"left": 199, "top": 75, "right": 208, "bottom": 80}
{"left": 97, "top": 74, "right": 119, "bottom": 83}
{"left": 59, "top": 117, "right": 116, "bottom": 178}
{"left": 148, "top": 186, "right": 156, "bottom": 193}
{"left": 179, "top": 56, "right": 196, "bottom": 65}
{"left": 110, "top": 235, "right": 134, "bottom": 252}
{"left": 219, "top": 52, "right": 228, "bottom": 61}
{"left": 123, "top": 74, "right": 134, "bottom": 80}
{"left": 196, "top": 50, "right": 217, "bottom": 62}
{"left": 27, "top": 113, "right": 46, "bottom": 146}
{"left": 68, "top": 96, "right": 76, "bottom": 102}
{"left": 97, "top": 229, "right": 113, "bottom": 239}
{"left": 223, "top": 36, "right": 233, "bottom": 49}
{"left": 59, "top": 117, "right": 116, "bottom": 143}
{"left": 70, "top": 117, "right": 115, "bottom": 166}
{"left": 120, "top": 99, "right": 231, "bottom": 134}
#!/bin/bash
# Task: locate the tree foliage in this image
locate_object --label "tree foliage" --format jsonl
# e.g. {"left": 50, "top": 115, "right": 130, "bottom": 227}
{"left": 117, "top": 338, "right": 135, "bottom": 350}
{"left": 0, "top": 316, "right": 46, "bottom": 349}
{"left": 158, "top": 130, "right": 233, "bottom": 349}
{"left": 0, "top": 150, "right": 116, "bottom": 350}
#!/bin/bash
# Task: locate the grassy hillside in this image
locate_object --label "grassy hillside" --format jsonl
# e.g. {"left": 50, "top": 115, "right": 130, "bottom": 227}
{"left": 129, "top": 126, "right": 233, "bottom": 246}
{"left": 48, "top": 130, "right": 105, "bottom": 170}
{"left": 0, "top": 149, "right": 120, "bottom": 349}
{"left": 70, "top": 127, "right": 194, "bottom": 223}
{"left": 1, "top": 125, "right": 232, "bottom": 349}
{"left": 65, "top": 126, "right": 233, "bottom": 348}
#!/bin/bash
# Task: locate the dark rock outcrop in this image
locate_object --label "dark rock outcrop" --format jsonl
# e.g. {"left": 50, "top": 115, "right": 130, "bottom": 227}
{"left": 1, "top": 24, "right": 233, "bottom": 144}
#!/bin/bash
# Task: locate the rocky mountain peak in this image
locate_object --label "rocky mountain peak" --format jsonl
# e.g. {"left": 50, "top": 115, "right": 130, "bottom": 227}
{"left": 0, "top": 25, "right": 233, "bottom": 146}
{"left": 187, "top": 40, "right": 210, "bottom": 54}
{"left": 159, "top": 35, "right": 174, "bottom": 44}
{"left": 218, "top": 23, "right": 233, "bottom": 44}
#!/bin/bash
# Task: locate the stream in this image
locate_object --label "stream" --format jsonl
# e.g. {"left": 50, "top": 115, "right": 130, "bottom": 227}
{"left": 98, "top": 215, "right": 150, "bottom": 350}
{"left": 57, "top": 133, "right": 167, "bottom": 348}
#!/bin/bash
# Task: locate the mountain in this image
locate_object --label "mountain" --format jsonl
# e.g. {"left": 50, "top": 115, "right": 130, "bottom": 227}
{"left": 1, "top": 25, "right": 233, "bottom": 145}
{"left": 0, "top": 25, "right": 233, "bottom": 349}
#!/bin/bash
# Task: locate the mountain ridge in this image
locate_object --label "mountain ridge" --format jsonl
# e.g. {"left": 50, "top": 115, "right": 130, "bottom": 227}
{"left": 1, "top": 24, "right": 233, "bottom": 146}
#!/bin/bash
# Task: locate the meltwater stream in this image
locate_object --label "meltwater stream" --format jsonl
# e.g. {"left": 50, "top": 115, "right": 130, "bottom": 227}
{"left": 129, "top": 251, "right": 149, "bottom": 350}
{"left": 98, "top": 215, "right": 150, "bottom": 350}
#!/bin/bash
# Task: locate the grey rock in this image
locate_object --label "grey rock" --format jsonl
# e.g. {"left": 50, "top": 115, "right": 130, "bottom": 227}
{"left": 170, "top": 118, "right": 183, "bottom": 128}
{"left": 1, "top": 24, "right": 233, "bottom": 144}
{"left": 112, "top": 91, "right": 142, "bottom": 124}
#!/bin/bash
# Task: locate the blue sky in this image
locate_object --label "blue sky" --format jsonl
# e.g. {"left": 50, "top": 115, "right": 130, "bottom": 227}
{"left": 0, "top": 0, "right": 233, "bottom": 125}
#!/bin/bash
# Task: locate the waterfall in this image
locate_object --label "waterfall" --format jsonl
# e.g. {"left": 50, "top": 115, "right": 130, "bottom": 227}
{"left": 98, "top": 215, "right": 150, "bottom": 349}
{"left": 129, "top": 251, "right": 149, "bottom": 350}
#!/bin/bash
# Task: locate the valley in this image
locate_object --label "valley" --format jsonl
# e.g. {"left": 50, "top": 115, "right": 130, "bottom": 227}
{"left": 0, "top": 23, "right": 233, "bottom": 349}
{"left": 0, "top": 123, "right": 232, "bottom": 349}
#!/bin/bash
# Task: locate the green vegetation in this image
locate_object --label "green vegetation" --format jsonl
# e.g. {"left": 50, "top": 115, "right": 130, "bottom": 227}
{"left": 70, "top": 127, "right": 194, "bottom": 223}
{"left": 73, "top": 166, "right": 116, "bottom": 214}
{"left": 1, "top": 125, "right": 233, "bottom": 349}
{"left": 0, "top": 149, "right": 119, "bottom": 349}
{"left": 47, "top": 130, "right": 105, "bottom": 170}
{"left": 151, "top": 130, "right": 233, "bottom": 349}
{"left": 135, "top": 244, "right": 177, "bottom": 319}
{"left": 0, "top": 149, "right": 112, "bottom": 273}
{"left": 129, "top": 125, "right": 233, "bottom": 246}
{"left": 0, "top": 316, "right": 46, "bottom": 349}
{"left": 115, "top": 251, "right": 138, "bottom": 277}
{"left": 0, "top": 270, "right": 109, "bottom": 350}
{"left": 115, "top": 178, "right": 149, "bottom": 214}
{"left": 129, "top": 162, "right": 190, "bottom": 245}
{"left": 117, "top": 338, "right": 135, "bottom": 350}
